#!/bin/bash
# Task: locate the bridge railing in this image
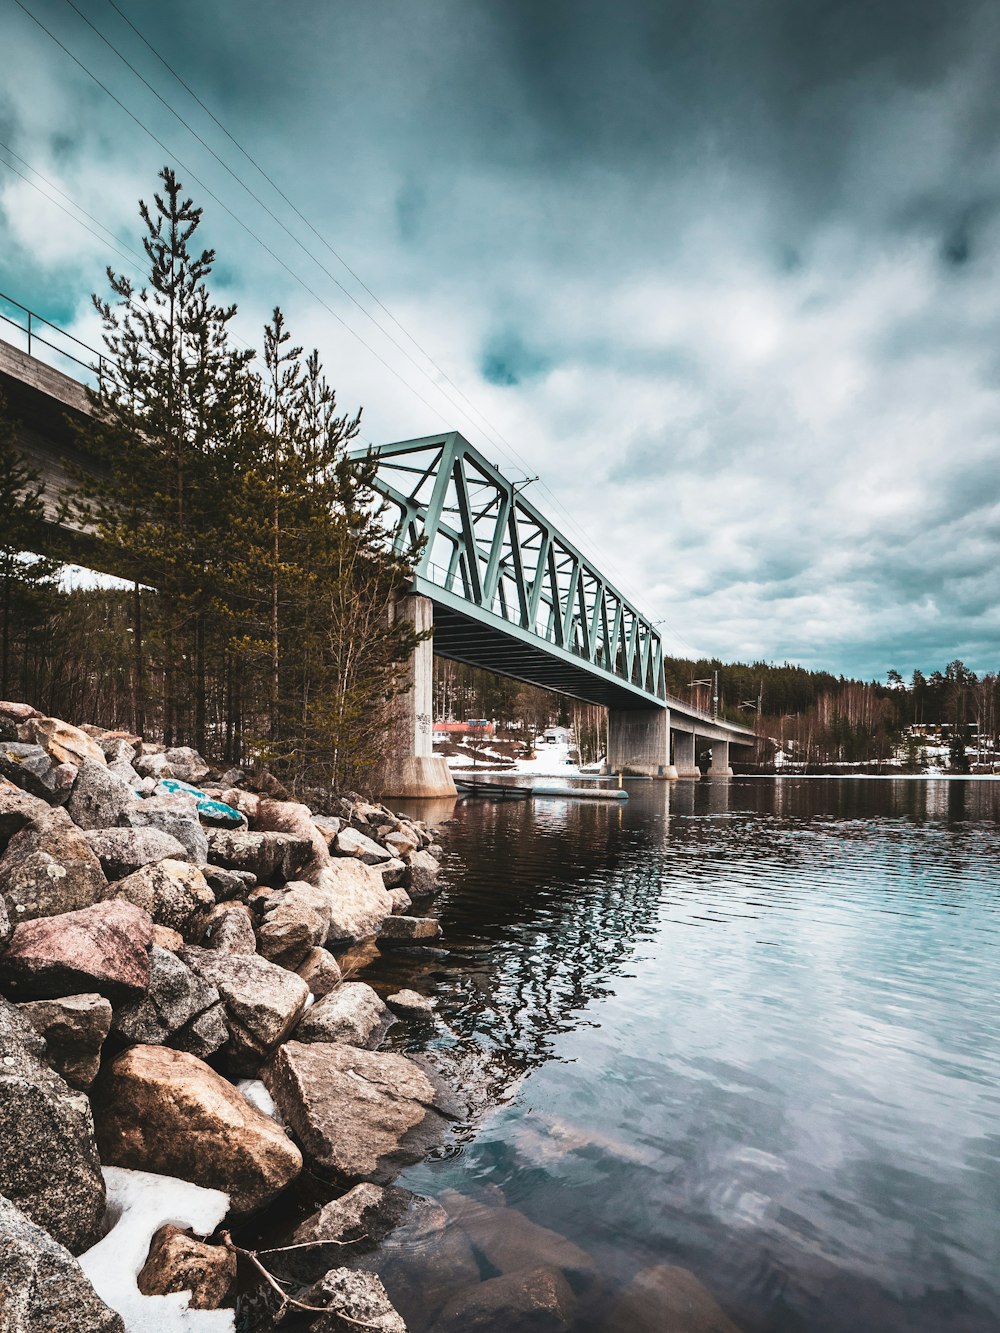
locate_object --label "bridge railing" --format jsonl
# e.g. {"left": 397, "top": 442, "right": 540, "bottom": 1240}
{"left": 0, "top": 291, "right": 115, "bottom": 391}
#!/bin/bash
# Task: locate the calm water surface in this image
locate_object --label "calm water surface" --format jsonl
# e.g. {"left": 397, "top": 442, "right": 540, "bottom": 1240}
{"left": 362, "top": 779, "right": 1000, "bottom": 1332}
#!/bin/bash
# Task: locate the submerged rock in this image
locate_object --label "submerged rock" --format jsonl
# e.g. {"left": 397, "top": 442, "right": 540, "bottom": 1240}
{"left": 0, "top": 1192, "right": 124, "bottom": 1333}
{"left": 93, "top": 1045, "right": 302, "bottom": 1213}
{"left": 605, "top": 1263, "right": 742, "bottom": 1333}
{"left": 0, "top": 997, "right": 107, "bottom": 1253}
{"left": 440, "top": 1191, "right": 595, "bottom": 1285}
{"left": 432, "top": 1265, "right": 575, "bottom": 1333}
{"left": 263, "top": 1041, "right": 457, "bottom": 1184}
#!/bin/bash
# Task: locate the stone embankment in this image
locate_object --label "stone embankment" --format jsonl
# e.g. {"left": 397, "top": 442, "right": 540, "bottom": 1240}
{"left": 0, "top": 699, "right": 743, "bottom": 1332}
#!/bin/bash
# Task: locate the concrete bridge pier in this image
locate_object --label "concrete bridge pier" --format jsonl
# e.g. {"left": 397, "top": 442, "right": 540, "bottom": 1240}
{"left": 707, "top": 739, "right": 733, "bottom": 777}
{"left": 382, "top": 594, "right": 457, "bottom": 799}
{"left": 607, "top": 706, "right": 677, "bottom": 778}
{"left": 671, "top": 728, "right": 701, "bottom": 779}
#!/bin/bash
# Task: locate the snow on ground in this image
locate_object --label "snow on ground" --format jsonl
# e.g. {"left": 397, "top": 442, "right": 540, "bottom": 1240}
{"left": 236, "top": 1078, "right": 282, "bottom": 1121}
{"left": 448, "top": 740, "right": 583, "bottom": 777}
{"left": 79, "top": 1167, "right": 234, "bottom": 1332}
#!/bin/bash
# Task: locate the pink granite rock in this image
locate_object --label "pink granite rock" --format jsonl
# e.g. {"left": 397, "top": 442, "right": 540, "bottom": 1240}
{"left": 0, "top": 900, "right": 152, "bottom": 1003}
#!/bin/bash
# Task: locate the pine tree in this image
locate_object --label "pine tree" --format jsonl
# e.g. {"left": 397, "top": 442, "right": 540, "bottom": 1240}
{"left": 0, "top": 392, "right": 61, "bottom": 699}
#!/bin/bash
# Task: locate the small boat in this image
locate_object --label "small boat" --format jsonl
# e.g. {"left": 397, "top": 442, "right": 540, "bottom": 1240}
{"left": 454, "top": 777, "right": 628, "bottom": 802}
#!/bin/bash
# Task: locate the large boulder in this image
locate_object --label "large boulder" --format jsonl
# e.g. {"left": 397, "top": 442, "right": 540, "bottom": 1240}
{"left": 378, "top": 914, "right": 442, "bottom": 944}
{"left": 439, "top": 1192, "right": 595, "bottom": 1286}
{"left": 180, "top": 945, "right": 309, "bottom": 1073}
{"left": 124, "top": 798, "right": 209, "bottom": 864}
{"left": 297, "top": 945, "right": 343, "bottom": 997}
{"left": 0, "top": 781, "right": 51, "bottom": 847}
{"left": 203, "top": 864, "right": 256, "bottom": 902}
{"left": 604, "top": 1263, "right": 743, "bottom": 1333}
{"left": 255, "top": 798, "right": 330, "bottom": 879}
{"left": 386, "top": 989, "right": 435, "bottom": 1021}
{"left": 112, "top": 946, "right": 228, "bottom": 1058}
{"left": 262, "top": 1041, "right": 458, "bottom": 1184}
{"left": 201, "top": 901, "right": 258, "bottom": 953}
{"left": 207, "top": 828, "right": 311, "bottom": 882}
{"left": 102, "top": 858, "right": 214, "bottom": 937}
{"left": 65, "top": 759, "right": 137, "bottom": 830}
{"left": 136, "top": 1222, "right": 236, "bottom": 1309}
{"left": 0, "top": 997, "right": 107, "bottom": 1253}
{"left": 18, "top": 992, "right": 112, "bottom": 1088}
{"left": 24, "top": 716, "right": 107, "bottom": 769}
{"left": 0, "top": 742, "right": 76, "bottom": 801}
{"left": 0, "top": 899, "right": 152, "bottom": 1003}
{"left": 293, "top": 981, "right": 396, "bottom": 1049}
{"left": 335, "top": 826, "right": 393, "bottom": 865}
{"left": 163, "top": 746, "right": 211, "bottom": 783}
{"left": 93, "top": 1046, "right": 302, "bottom": 1212}
{"left": 320, "top": 858, "right": 393, "bottom": 944}
{"left": 256, "top": 879, "right": 332, "bottom": 969}
{"left": 432, "top": 1266, "right": 575, "bottom": 1333}
{"left": 0, "top": 700, "right": 42, "bottom": 739}
{"left": 405, "top": 849, "right": 441, "bottom": 897}
{"left": 0, "top": 805, "right": 109, "bottom": 922}
{"left": 0, "top": 1193, "right": 124, "bottom": 1332}
{"left": 85, "top": 826, "right": 190, "bottom": 879}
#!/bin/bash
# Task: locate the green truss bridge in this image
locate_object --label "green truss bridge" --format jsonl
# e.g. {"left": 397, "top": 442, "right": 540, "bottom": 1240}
{"left": 1, "top": 294, "right": 754, "bottom": 797}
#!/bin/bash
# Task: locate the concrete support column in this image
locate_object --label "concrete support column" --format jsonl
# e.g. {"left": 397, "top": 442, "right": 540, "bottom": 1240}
{"left": 707, "top": 739, "right": 733, "bottom": 777}
{"left": 672, "top": 728, "right": 700, "bottom": 779}
{"left": 380, "top": 593, "right": 457, "bottom": 799}
{"left": 607, "top": 706, "right": 676, "bottom": 778}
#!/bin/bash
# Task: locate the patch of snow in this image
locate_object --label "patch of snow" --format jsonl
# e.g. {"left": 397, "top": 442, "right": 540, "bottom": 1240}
{"left": 236, "top": 1077, "right": 281, "bottom": 1122}
{"left": 79, "top": 1166, "right": 233, "bottom": 1332}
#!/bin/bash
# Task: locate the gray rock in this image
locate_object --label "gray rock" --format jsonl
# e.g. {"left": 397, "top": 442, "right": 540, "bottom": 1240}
{"left": 203, "top": 864, "right": 256, "bottom": 901}
{"left": 320, "top": 859, "right": 393, "bottom": 944}
{"left": 0, "top": 742, "right": 75, "bottom": 801}
{"left": 379, "top": 857, "right": 408, "bottom": 890}
{"left": 405, "top": 849, "right": 441, "bottom": 897}
{"left": 0, "top": 783, "right": 51, "bottom": 850}
{"left": 383, "top": 829, "right": 420, "bottom": 857}
{"left": 124, "top": 800, "right": 208, "bottom": 864}
{"left": 297, "top": 946, "right": 343, "bottom": 997}
{"left": 387, "top": 885, "right": 412, "bottom": 912}
{"left": 163, "top": 745, "right": 211, "bottom": 783}
{"left": 112, "top": 946, "right": 227, "bottom": 1057}
{"left": 293, "top": 982, "right": 396, "bottom": 1049}
{"left": 262, "top": 1041, "right": 458, "bottom": 1184}
{"left": 201, "top": 902, "right": 258, "bottom": 953}
{"left": 268, "top": 1182, "right": 414, "bottom": 1282}
{"left": 0, "top": 893, "right": 10, "bottom": 947}
{"left": 312, "top": 814, "right": 342, "bottom": 847}
{"left": 0, "top": 997, "right": 107, "bottom": 1253}
{"left": 133, "top": 750, "right": 175, "bottom": 781}
{"left": 17, "top": 992, "right": 112, "bottom": 1088}
{"left": 99, "top": 736, "right": 139, "bottom": 765}
{"left": 0, "top": 1193, "right": 124, "bottom": 1332}
{"left": 85, "top": 826, "right": 189, "bottom": 879}
{"left": 257, "top": 879, "right": 333, "bottom": 969}
{"left": 378, "top": 915, "right": 442, "bottom": 944}
{"left": 65, "top": 759, "right": 137, "bottom": 830}
{"left": 180, "top": 946, "right": 309, "bottom": 1074}
{"left": 207, "top": 828, "right": 311, "bottom": 882}
{"left": 335, "top": 826, "right": 393, "bottom": 864}
{"left": 302, "top": 1267, "right": 406, "bottom": 1333}
{"left": 102, "top": 858, "right": 214, "bottom": 937}
{"left": 386, "top": 989, "right": 436, "bottom": 1021}
{"left": 0, "top": 806, "right": 108, "bottom": 923}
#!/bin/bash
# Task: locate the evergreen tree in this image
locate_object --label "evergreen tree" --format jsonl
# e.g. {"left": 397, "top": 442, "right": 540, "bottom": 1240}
{"left": 0, "top": 393, "right": 61, "bottom": 699}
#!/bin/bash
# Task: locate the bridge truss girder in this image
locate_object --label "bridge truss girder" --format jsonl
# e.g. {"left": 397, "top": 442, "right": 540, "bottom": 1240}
{"left": 350, "top": 432, "right": 667, "bottom": 709}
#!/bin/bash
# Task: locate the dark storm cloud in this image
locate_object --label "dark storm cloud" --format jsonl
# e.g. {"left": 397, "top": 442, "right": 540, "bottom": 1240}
{"left": 3, "top": 0, "right": 1000, "bottom": 677}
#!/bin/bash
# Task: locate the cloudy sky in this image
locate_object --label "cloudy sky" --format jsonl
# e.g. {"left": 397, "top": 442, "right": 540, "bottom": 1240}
{"left": 2, "top": 0, "right": 999, "bottom": 679}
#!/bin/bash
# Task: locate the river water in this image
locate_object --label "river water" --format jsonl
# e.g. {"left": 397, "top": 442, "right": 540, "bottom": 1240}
{"left": 361, "top": 778, "right": 1000, "bottom": 1332}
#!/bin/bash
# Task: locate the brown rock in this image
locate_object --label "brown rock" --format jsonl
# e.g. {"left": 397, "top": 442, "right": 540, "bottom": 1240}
{"left": 136, "top": 1223, "right": 236, "bottom": 1309}
{"left": 432, "top": 1266, "right": 575, "bottom": 1333}
{"left": 93, "top": 1044, "right": 302, "bottom": 1213}
{"left": 151, "top": 924, "right": 184, "bottom": 951}
{"left": 263, "top": 1041, "right": 458, "bottom": 1184}
{"left": 405, "top": 849, "right": 441, "bottom": 897}
{"left": 605, "top": 1263, "right": 742, "bottom": 1333}
{"left": 103, "top": 858, "right": 214, "bottom": 936}
{"left": 378, "top": 914, "right": 441, "bottom": 944}
{"left": 386, "top": 989, "right": 436, "bottom": 1020}
{"left": 296, "top": 945, "right": 343, "bottom": 997}
{"left": 0, "top": 805, "right": 109, "bottom": 923}
{"left": 255, "top": 799, "right": 330, "bottom": 879}
{"left": 201, "top": 901, "right": 258, "bottom": 953}
{"left": 25, "top": 716, "right": 107, "bottom": 768}
{"left": 17, "top": 992, "right": 112, "bottom": 1089}
{"left": 180, "top": 946, "right": 309, "bottom": 1073}
{"left": 0, "top": 900, "right": 152, "bottom": 1003}
{"left": 440, "top": 1192, "right": 595, "bottom": 1284}
{"left": 335, "top": 826, "right": 393, "bottom": 864}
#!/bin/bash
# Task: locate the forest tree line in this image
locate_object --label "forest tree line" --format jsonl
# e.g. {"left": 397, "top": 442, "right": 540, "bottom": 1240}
{"left": 1, "top": 167, "right": 420, "bottom": 793}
